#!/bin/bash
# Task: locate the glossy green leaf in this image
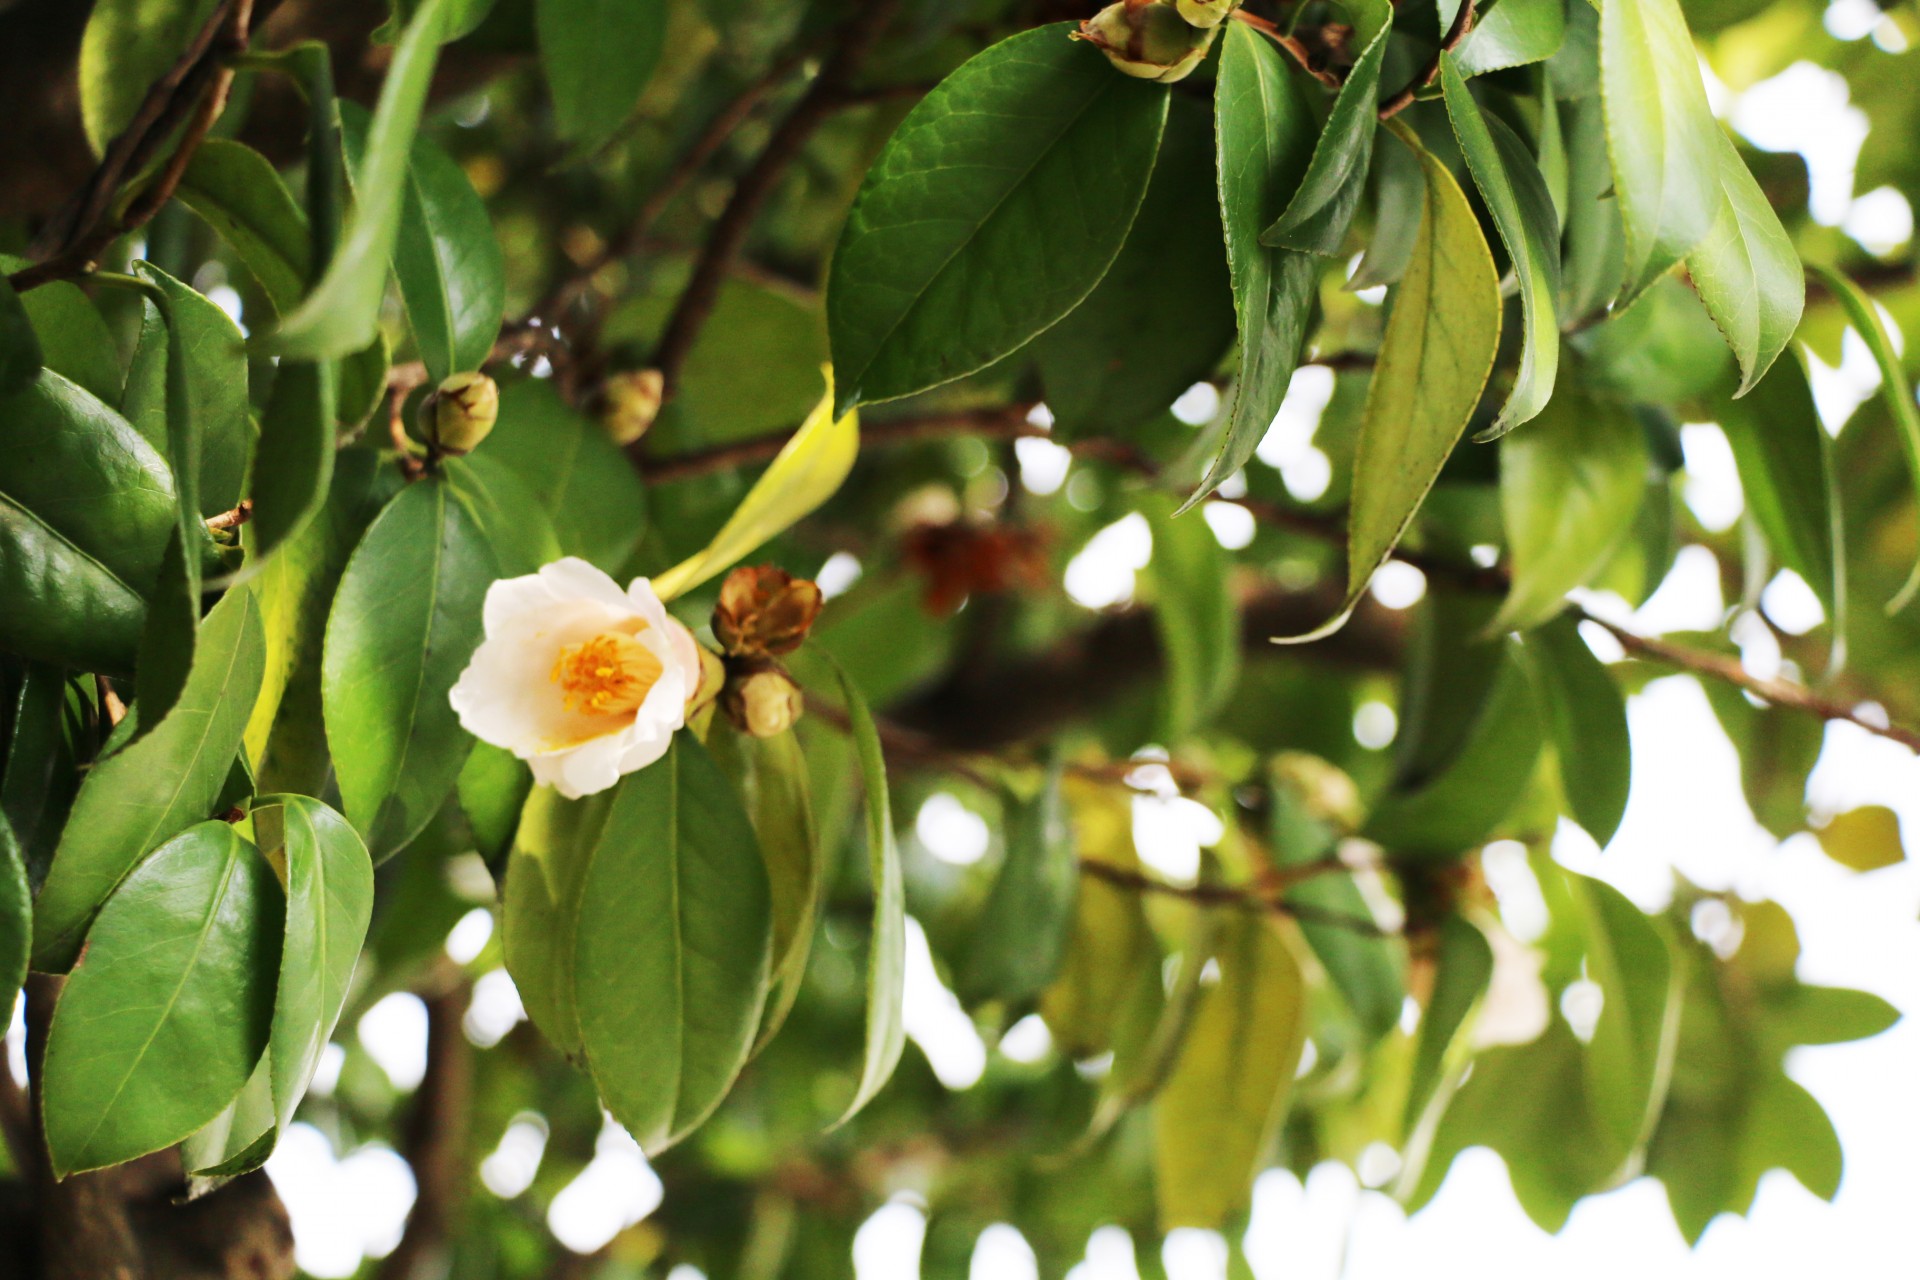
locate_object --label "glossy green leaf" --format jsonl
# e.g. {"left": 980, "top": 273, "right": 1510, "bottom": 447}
{"left": 0, "top": 813, "right": 28, "bottom": 1016}
{"left": 1349, "top": 125, "right": 1424, "bottom": 291}
{"left": 739, "top": 728, "right": 822, "bottom": 1053}
{"left": 342, "top": 103, "right": 505, "bottom": 382}
{"left": 1033, "top": 97, "right": 1235, "bottom": 442}
{"left": 1442, "top": 56, "right": 1562, "bottom": 436}
{"left": 1815, "top": 805, "right": 1904, "bottom": 873}
{"left": 0, "top": 273, "right": 40, "bottom": 393}
{"left": 1191, "top": 21, "right": 1320, "bottom": 504}
{"left": 1494, "top": 383, "right": 1647, "bottom": 631}
{"left": 575, "top": 738, "right": 771, "bottom": 1154}
{"left": 1688, "top": 131, "right": 1804, "bottom": 397}
{"left": 653, "top": 376, "right": 856, "bottom": 600}
{"left": 134, "top": 260, "right": 251, "bottom": 520}
{"left": 1599, "top": 0, "right": 1722, "bottom": 304}
{"left": 178, "top": 139, "right": 313, "bottom": 312}
{"left": 0, "top": 666, "right": 89, "bottom": 887}
{"left": 1526, "top": 614, "right": 1632, "bottom": 846}
{"left": 1806, "top": 265, "right": 1920, "bottom": 613}
{"left": 445, "top": 453, "right": 564, "bottom": 578}
{"left": 0, "top": 256, "right": 122, "bottom": 404}
{"left": 487, "top": 379, "right": 649, "bottom": 574}
{"left": 536, "top": 0, "right": 667, "bottom": 153}
{"left": 1142, "top": 495, "right": 1239, "bottom": 741}
{"left": 260, "top": 795, "right": 374, "bottom": 1133}
{"left": 40, "top": 821, "right": 280, "bottom": 1177}
{"left": 1281, "top": 124, "right": 1501, "bottom": 643}
{"left": 1718, "top": 354, "right": 1842, "bottom": 652}
{"left": 323, "top": 478, "right": 493, "bottom": 860}
{"left": 32, "top": 586, "right": 265, "bottom": 970}
{"left": 827, "top": 24, "right": 1168, "bottom": 413}
{"left": 268, "top": 0, "right": 457, "bottom": 360}
{"left": 959, "top": 768, "right": 1076, "bottom": 1007}
{"left": 458, "top": 741, "right": 533, "bottom": 870}
{"left": 250, "top": 359, "right": 339, "bottom": 573}
{"left": 501, "top": 784, "right": 613, "bottom": 1058}
{"left": 181, "top": 1057, "right": 276, "bottom": 1180}
{"left": 1455, "top": 0, "right": 1566, "bottom": 76}
{"left": 77, "top": 0, "right": 218, "bottom": 154}
{"left": 1154, "top": 913, "right": 1307, "bottom": 1230}
{"left": 827, "top": 656, "right": 907, "bottom": 1126}
{"left": 1260, "top": 0, "right": 1392, "bottom": 256}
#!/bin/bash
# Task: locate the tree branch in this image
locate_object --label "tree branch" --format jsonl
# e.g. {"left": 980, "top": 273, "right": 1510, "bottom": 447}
{"left": 1078, "top": 860, "right": 1392, "bottom": 937}
{"left": 648, "top": 0, "right": 903, "bottom": 400}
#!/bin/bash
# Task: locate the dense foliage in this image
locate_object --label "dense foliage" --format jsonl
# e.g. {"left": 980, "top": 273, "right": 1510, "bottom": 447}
{"left": 0, "top": 0, "right": 1915, "bottom": 1276}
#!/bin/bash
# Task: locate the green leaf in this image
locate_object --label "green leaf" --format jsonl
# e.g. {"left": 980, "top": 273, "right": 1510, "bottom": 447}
{"left": 1365, "top": 634, "right": 1544, "bottom": 854}
{"left": 40, "top": 821, "right": 280, "bottom": 1177}
{"left": 0, "top": 666, "right": 89, "bottom": 886}
{"left": 1259, "top": 0, "right": 1393, "bottom": 256}
{"left": 575, "top": 738, "right": 771, "bottom": 1153}
{"left": 653, "top": 377, "right": 856, "bottom": 600}
{"left": 1454, "top": 0, "right": 1566, "bottom": 76}
{"left": 1599, "top": 0, "right": 1722, "bottom": 304}
{"left": 1398, "top": 912, "right": 1493, "bottom": 1194}
{"left": 1718, "top": 354, "right": 1842, "bottom": 653}
{"left": 181, "top": 1057, "right": 276, "bottom": 1180}
{"left": 826, "top": 656, "right": 907, "bottom": 1126}
{"left": 0, "top": 256, "right": 123, "bottom": 404}
{"left": 827, "top": 24, "right": 1169, "bottom": 413}
{"left": 1805, "top": 266, "right": 1920, "bottom": 613}
{"left": 1526, "top": 614, "right": 1632, "bottom": 846}
{"left": 1033, "top": 97, "right": 1235, "bottom": 442}
{"left": 1040, "top": 784, "right": 1158, "bottom": 1060}
{"left": 959, "top": 768, "right": 1077, "bottom": 1008}
{"left": 1441, "top": 56, "right": 1562, "bottom": 436}
{"left": 1142, "top": 495, "right": 1239, "bottom": 741}
{"left": 177, "top": 139, "right": 314, "bottom": 312}
{"left": 248, "top": 359, "right": 339, "bottom": 573}
{"left": 323, "top": 478, "right": 493, "bottom": 860}
{"left": 1280, "top": 124, "right": 1502, "bottom": 643}
{"left": 1815, "top": 805, "right": 1904, "bottom": 873}
{"left": 0, "top": 813, "right": 28, "bottom": 1017}
{"left": 501, "top": 785, "right": 613, "bottom": 1058}
{"left": 536, "top": 0, "right": 667, "bottom": 153}
{"left": 457, "top": 741, "right": 533, "bottom": 870}
{"left": 445, "top": 452, "right": 564, "bottom": 578}
{"left": 731, "top": 727, "right": 822, "bottom": 1053}
{"left": 1577, "top": 871, "right": 1680, "bottom": 1152}
{"left": 341, "top": 103, "right": 505, "bottom": 382}
{"left": 135, "top": 262, "right": 251, "bottom": 521}
{"left": 267, "top": 0, "right": 459, "bottom": 360}
{"left": 1494, "top": 382, "right": 1647, "bottom": 631}
{"left": 0, "top": 273, "right": 41, "bottom": 394}
{"left": 32, "top": 586, "right": 265, "bottom": 971}
{"left": 1154, "top": 913, "right": 1307, "bottom": 1230}
{"left": 1687, "top": 131, "right": 1805, "bottom": 397}
{"left": 1349, "top": 126, "right": 1424, "bottom": 291}
{"left": 77, "top": 0, "right": 219, "bottom": 155}
{"left": 1190, "top": 21, "right": 1320, "bottom": 504}
{"left": 487, "top": 379, "right": 648, "bottom": 574}
{"left": 1765, "top": 982, "right": 1901, "bottom": 1045}
{"left": 262, "top": 795, "right": 374, "bottom": 1133}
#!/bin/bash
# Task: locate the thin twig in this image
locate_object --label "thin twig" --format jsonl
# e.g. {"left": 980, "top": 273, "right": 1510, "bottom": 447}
{"left": 1078, "top": 860, "right": 1391, "bottom": 937}
{"left": 650, "top": 0, "right": 903, "bottom": 399}
{"left": 1378, "top": 0, "right": 1474, "bottom": 120}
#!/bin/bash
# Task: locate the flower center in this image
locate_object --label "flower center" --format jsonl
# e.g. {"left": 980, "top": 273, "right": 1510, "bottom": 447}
{"left": 551, "top": 630, "right": 663, "bottom": 718}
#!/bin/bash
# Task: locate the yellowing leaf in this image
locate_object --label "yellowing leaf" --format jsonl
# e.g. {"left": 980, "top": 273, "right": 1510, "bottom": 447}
{"left": 651, "top": 371, "right": 858, "bottom": 600}
{"left": 1816, "top": 806, "right": 1904, "bottom": 872}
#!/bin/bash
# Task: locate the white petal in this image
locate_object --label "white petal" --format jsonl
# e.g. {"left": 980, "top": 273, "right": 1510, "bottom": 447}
{"left": 531, "top": 734, "right": 628, "bottom": 799}
{"left": 540, "top": 558, "right": 635, "bottom": 612}
{"left": 451, "top": 601, "right": 627, "bottom": 754}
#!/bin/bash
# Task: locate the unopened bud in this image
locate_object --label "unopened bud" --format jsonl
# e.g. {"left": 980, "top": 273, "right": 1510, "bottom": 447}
{"left": 725, "top": 669, "right": 805, "bottom": 739}
{"left": 602, "top": 369, "right": 664, "bottom": 446}
{"left": 1175, "top": 0, "right": 1238, "bottom": 28}
{"left": 1075, "top": 1, "right": 1217, "bottom": 83}
{"left": 421, "top": 372, "right": 498, "bottom": 455}
{"left": 713, "top": 564, "right": 823, "bottom": 658}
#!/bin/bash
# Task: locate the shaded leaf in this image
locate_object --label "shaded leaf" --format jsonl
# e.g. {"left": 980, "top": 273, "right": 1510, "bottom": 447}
{"left": 959, "top": 767, "right": 1076, "bottom": 1007}
{"left": 488, "top": 379, "right": 649, "bottom": 574}
{"left": 1526, "top": 614, "right": 1632, "bottom": 846}
{"left": 77, "top": 0, "right": 218, "bottom": 154}
{"left": 1143, "top": 495, "right": 1239, "bottom": 741}
{"left": 537, "top": 0, "right": 668, "bottom": 153}
{"left": 0, "top": 273, "right": 41, "bottom": 393}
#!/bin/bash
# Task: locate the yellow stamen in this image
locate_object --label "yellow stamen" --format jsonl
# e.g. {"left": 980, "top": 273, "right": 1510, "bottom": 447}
{"left": 551, "top": 630, "right": 663, "bottom": 718}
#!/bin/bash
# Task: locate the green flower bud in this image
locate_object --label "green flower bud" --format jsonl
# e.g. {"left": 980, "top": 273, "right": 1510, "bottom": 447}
{"left": 724, "top": 668, "right": 805, "bottom": 739}
{"left": 1075, "top": 1, "right": 1217, "bottom": 84}
{"left": 421, "top": 372, "right": 499, "bottom": 455}
{"left": 1174, "top": 0, "right": 1238, "bottom": 29}
{"left": 601, "top": 368, "right": 664, "bottom": 446}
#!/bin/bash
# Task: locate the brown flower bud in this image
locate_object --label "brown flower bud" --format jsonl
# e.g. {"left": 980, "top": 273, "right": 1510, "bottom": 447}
{"left": 421, "top": 372, "right": 499, "bottom": 455}
{"left": 1075, "top": 1, "right": 1217, "bottom": 83}
{"left": 712, "top": 564, "right": 823, "bottom": 658}
{"left": 724, "top": 668, "right": 805, "bottom": 739}
{"left": 602, "top": 369, "right": 664, "bottom": 446}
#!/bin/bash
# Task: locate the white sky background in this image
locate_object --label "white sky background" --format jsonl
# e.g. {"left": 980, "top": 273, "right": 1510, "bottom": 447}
{"left": 18, "top": 11, "right": 1897, "bottom": 1276}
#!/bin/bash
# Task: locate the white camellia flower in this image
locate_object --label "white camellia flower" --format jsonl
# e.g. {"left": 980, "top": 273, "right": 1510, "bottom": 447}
{"left": 450, "top": 558, "right": 707, "bottom": 799}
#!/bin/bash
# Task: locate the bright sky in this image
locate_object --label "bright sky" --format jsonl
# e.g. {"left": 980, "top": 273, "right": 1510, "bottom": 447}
{"left": 9, "top": 17, "right": 1908, "bottom": 1279}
